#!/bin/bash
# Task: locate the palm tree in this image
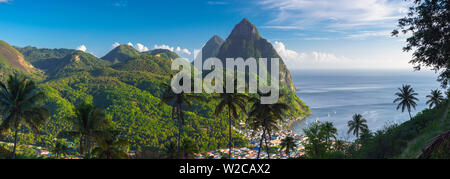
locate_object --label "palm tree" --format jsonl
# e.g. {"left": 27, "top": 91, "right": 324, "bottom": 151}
{"left": 426, "top": 89, "right": 444, "bottom": 109}
{"left": 322, "top": 122, "right": 337, "bottom": 143}
{"left": 249, "top": 112, "right": 279, "bottom": 159}
{"left": 394, "top": 85, "right": 419, "bottom": 119}
{"left": 0, "top": 74, "right": 49, "bottom": 159}
{"left": 160, "top": 82, "right": 203, "bottom": 158}
{"left": 347, "top": 114, "right": 368, "bottom": 138}
{"left": 92, "top": 131, "right": 129, "bottom": 159}
{"left": 280, "top": 136, "right": 296, "bottom": 158}
{"left": 65, "top": 103, "right": 108, "bottom": 159}
{"left": 51, "top": 139, "right": 69, "bottom": 159}
{"left": 249, "top": 93, "right": 290, "bottom": 159}
{"left": 214, "top": 90, "right": 248, "bottom": 159}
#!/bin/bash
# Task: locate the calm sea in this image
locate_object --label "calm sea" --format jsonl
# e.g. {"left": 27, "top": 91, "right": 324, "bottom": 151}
{"left": 290, "top": 69, "right": 442, "bottom": 140}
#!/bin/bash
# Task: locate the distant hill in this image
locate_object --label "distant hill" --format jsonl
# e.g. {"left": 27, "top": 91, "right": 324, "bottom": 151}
{"left": 0, "top": 41, "right": 240, "bottom": 154}
{"left": 142, "top": 49, "right": 180, "bottom": 60}
{"left": 101, "top": 45, "right": 141, "bottom": 63}
{"left": 0, "top": 40, "right": 40, "bottom": 74}
{"left": 102, "top": 44, "right": 181, "bottom": 65}
{"left": 47, "top": 50, "right": 110, "bottom": 77}
{"left": 15, "top": 46, "right": 76, "bottom": 71}
{"left": 0, "top": 18, "right": 310, "bottom": 155}
{"left": 112, "top": 54, "right": 172, "bottom": 75}
{"left": 202, "top": 35, "right": 224, "bottom": 60}
{"left": 0, "top": 40, "right": 44, "bottom": 80}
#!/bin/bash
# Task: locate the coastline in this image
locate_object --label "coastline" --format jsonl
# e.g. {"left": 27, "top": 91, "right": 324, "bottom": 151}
{"left": 283, "top": 111, "right": 311, "bottom": 132}
{"left": 285, "top": 115, "right": 307, "bottom": 131}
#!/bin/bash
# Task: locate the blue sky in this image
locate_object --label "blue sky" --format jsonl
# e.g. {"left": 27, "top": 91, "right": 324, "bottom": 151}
{"left": 0, "top": 0, "right": 416, "bottom": 69}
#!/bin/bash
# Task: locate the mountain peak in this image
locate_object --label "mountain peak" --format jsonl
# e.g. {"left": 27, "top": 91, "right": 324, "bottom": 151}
{"left": 202, "top": 35, "right": 224, "bottom": 60}
{"left": 206, "top": 35, "right": 224, "bottom": 46}
{"left": 229, "top": 18, "right": 261, "bottom": 39}
{"left": 101, "top": 44, "right": 140, "bottom": 63}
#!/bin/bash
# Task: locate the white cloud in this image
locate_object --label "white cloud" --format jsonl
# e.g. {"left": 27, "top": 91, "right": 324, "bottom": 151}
{"left": 135, "top": 43, "right": 149, "bottom": 52}
{"left": 154, "top": 44, "right": 192, "bottom": 55}
{"left": 176, "top": 46, "right": 192, "bottom": 55}
{"left": 0, "top": 0, "right": 10, "bottom": 3}
{"left": 154, "top": 44, "right": 174, "bottom": 51}
{"left": 273, "top": 41, "right": 409, "bottom": 69}
{"left": 346, "top": 30, "right": 392, "bottom": 39}
{"left": 259, "top": 0, "right": 410, "bottom": 30}
{"left": 273, "top": 41, "right": 305, "bottom": 63}
{"left": 111, "top": 42, "right": 120, "bottom": 49}
{"left": 76, "top": 45, "right": 87, "bottom": 52}
{"left": 182, "top": 49, "right": 192, "bottom": 55}
{"left": 113, "top": 42, "right": 149, "bottom": 52}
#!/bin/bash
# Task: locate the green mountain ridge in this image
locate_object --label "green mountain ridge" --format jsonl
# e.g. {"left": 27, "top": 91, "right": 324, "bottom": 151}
{"left": 15, "top": 46, "right": 76, "bottom": 72}
{"left": 142, "top": 49, "right": 180, "bottom": 60}
{"left": 112, "top": 55, "right": 172, "bottom": 76}
{"left": 101, "top": 45, "right": 141, "bottom": 63}
{"left": 0, "top": 18, "right": 310, "bottom": 155}
{"left": 1, "top": 40, "right": 244, "bottom": 153}
{"left": 47, "top": 50, "right": 111, "bottom": 77}
{"left": 0, "top": 40, "right": 44, "bottom": 80}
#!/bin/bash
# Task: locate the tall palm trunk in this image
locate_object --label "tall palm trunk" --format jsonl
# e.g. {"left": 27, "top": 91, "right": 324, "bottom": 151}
{"left": 228, "top": 107, "right": 232, "bottom": 159}
{"left": 80, "top": 135, "right": 84, "bottom": 156}
{"left": 264, "top": 129, "right": 271, "bottom": 159}
{"left": 257, "top": 127, "right": 266, "bottom": 159}
{"left": 12, "top": 128, "right": 18, "bottom": 159}
{"left": 85, "top": 135, "right": 91, "bottom": 159}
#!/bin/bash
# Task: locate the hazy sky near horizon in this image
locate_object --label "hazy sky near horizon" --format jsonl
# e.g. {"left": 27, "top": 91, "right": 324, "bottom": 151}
{"left": 0, "top": 0, "right": 417, "bottom": 70}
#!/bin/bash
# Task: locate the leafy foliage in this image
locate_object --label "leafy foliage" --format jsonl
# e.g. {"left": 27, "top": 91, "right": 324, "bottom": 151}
{"left": 394, "top": 84, "right": 419, "bottom": 119}
{"left": 426, "top": 89, "right": 445, "bottom": 109}
{"left": 354, "top": 102, "right": 449, "bottom": 159}
{"left": 393, "top": 0, "right": 450, "bottom": 87}
{"left": 0, "top": 74, "right": 49, "bottom": 158}
{"left": 348, "top": 114, "right": 368, "bottom": 138}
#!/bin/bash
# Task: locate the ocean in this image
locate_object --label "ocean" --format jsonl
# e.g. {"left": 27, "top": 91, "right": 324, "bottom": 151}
{"left": 290, "top": 69, "right": 442, "bottom": 140}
